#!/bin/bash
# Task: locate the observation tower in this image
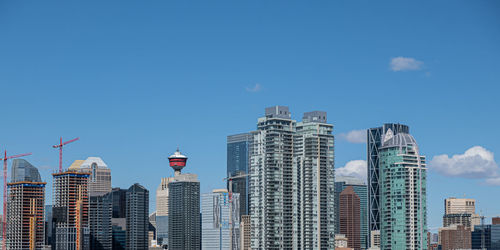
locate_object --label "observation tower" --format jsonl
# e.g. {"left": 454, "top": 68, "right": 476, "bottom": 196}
{"left": 168, "top": 148, "right": 188, "bottom": 176}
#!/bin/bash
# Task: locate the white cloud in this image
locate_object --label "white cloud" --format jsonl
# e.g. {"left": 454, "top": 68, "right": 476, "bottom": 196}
{"left": 430, "top": 146, "right": 499, "bottom": 181}
{"left": 336, "top": 160, "right": 367, "bottom": 181}
{"left": 390, "top": 57, "right": 423, "bottom": 71}
{"left": 485, "top": 177, "right": 500, "bottom": 186}
{"left": 339, "top": 129, "right": 366, "bottom": 144}
{"left": 245, "top": 83, "right": 262, "bottom": 92}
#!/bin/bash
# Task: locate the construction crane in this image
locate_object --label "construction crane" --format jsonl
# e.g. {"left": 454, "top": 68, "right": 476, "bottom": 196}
{"left": 223, "top": 173, "right": 250, "bottom": 249}
{"left": 1, "top": 150, "right": 32, "bottom": 250}
{"left": 52, "top": 137, "right": 79, "bottom": 173}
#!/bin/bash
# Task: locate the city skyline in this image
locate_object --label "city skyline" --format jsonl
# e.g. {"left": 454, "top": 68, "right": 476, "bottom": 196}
{"left": 1, "top": 0, "right": 500, "bottom": 237}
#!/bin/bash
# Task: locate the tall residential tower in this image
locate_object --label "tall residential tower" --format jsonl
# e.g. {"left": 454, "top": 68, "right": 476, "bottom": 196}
{"left": 378, "top": 130, "right": 427, "bottom": 250}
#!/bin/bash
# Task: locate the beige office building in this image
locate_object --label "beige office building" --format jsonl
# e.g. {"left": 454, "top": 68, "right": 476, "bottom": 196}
{"left": 444, "top": 197, "right": 476, "bottom": 214}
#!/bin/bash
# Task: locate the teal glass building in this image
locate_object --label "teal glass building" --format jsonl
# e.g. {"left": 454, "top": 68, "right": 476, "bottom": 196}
{"left": 379, "top": 130, "right": 427, "bottom": 250}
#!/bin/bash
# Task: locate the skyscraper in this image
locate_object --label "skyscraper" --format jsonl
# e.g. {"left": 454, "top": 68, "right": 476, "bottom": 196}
{"left": 295, "top": 111, "right": 335, "bottom": 249}
{"left": 250, "top": 106, "right": 295, "bottom": 249}
{"left": 367, "top": 123, "right": 409, "bottom": 234}
{"left": 227, "top": 133, "right": 252, "bottom": 218}
{"left": 240, "top": 215, "right": 251, "bottom": 250}
{"left": 201, "top": 189, "right": 240, "bottom": 249}
{"left": 79, "top": 157, "right": 112, "bottom": 196}
{"left": 156, "top": 176, "right": 174, "bottom": 246}
{"left": 442, "top": 197, "right": 480, "bottom": 230}
{"left": 335, "top": 176, "right": 368, "bottom": 249}
{"left": 51, "top": 170, "right": 90, "bottom": 250}
{"left": 6, "top": 159, "right": 46, "bottom": 249}
{"left": 89, "top": 193, "right": 112, "bottom": 250}
{"left": 249, "top": 106, "right": 335, "bottom": 249}
{"left": 111, "top": 188, "right": 127, "bottom": 250}
{"left": 167, "top": 149, "right": 201, "bottom": 250}
{"left": 378, "top": 130, "right": 427, "bottom": 250}
{"left": 126, "top": 183, "right": 149, "bottom": 250}
{"left": 471, "top": 223, "right": 500, "bottom": 249}
{"left": 339, "top": 186, "right": 361, "bottom": 250}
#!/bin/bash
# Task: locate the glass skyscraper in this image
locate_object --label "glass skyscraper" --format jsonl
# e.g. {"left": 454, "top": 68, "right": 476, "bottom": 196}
{"left": 378, "top": 130, "right": 427, "bottom": 250}
{"left": 227, "top": 133, "right": 252, "bottom": 218}
{"left": 335, "top": 176, "right": 368, "bottom": 250}
{"left": 201, "top": 189, "right": 240, "bottom": 249}
{"left": 367, "top": 123, "right": 409, "bottom": 233}
{"left": 471, "top": 224, "right": 500, "bottom": 249}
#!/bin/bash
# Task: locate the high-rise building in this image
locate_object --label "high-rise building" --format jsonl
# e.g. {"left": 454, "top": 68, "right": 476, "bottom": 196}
{"left": 227, "top": 133, "right": 252, "bottom": 218}
{"left": 156, "top": 176, "right": 174, "bottom": 246}
{"left": 45, "top": 205, "right": 53, "bottom": 246}
{"left": 201, "top": 189, "right": 240, "bottom": 249}
{"left": 240, "top": 215, "right": 251, "bottom": 250}
{"left": 367, "top": 123, "right": 409, "bottom": 234}
{"left": 442, "top": 197, "right": 480, "bottom": 231}
{"left": 378, "top": 129, "right": 427, "bottom": 249}
{"left": 250, "top": 106, "right": 335, "bottom": 249}
{"left": 471, "top": 224, "right": 500, "bottom": 249}
{"left": 167, "top": 149, "right": 201, "bottom": 250}
{"left": 438, "top": 224, "right": 471, "bottom": 250}
{"left": 51, "top": 170, "right": 90, "bottom": 250}
{"left": 249, "top": 106, "right": 295, "bottom": 249}
{"left": 79, "top": 157, "right": 112, "bottom": 196}
{"left": 444, "top": 197, "right": 476, "bottom": 214}
{"left": 295, "top": 111, "right": 335, "bottom": 249}
{"left": 339, "top": 186, "right": 361, "bottom": 250}
{"left": 6, "top": 159, "right": 46, "bottom": 249}
{"left": 111, "top": 188, "right": 127, "bottom": 250}
{"left": 89, "top": 193, "right": 112, "bottom": 250}
{"left": 335, "top": 176, "right": 368, "bottom": 249}
{"left": 125, "top": 183, "right": 149, "bottom": 250}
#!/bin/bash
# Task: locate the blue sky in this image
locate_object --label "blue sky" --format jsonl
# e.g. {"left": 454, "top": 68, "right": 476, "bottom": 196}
{"left": 1, "top": 0, "right": 499, "bottom": 230}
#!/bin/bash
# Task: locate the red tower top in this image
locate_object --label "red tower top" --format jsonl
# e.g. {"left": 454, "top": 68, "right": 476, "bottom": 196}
{"left": 168, "top": 148, "right": 187, "bottom": 175}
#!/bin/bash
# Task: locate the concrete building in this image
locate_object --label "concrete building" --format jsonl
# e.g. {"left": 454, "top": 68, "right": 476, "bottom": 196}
{"left": 51, "top": 170, "right": 90, "bottom": 250}
{"left": 335, "top": 176, "right": 368, "bottom": 249}
{"left": 227, "top": 133, "right": 252, "bottom": 219}
{"left": 6, "top": 159, "right": 46, "bottom": 249}
{"left": 167, "top": 150, "right": 201, "bottom": 250}
{"left": 89, "top": 193, "right": 112, "bottom": 250}
{"left": 155, "top": 176, "right": 174, "bottom": 246}
{"left": 250, "top": 107, "right": 335, "bottom": 249}
{"left": 125, "top": 183, "right": 149, "bottom": 250}
{"left": 438, "top": 224, "right": 471, "bottom": 250}
{"left": 78, "top": 157, "right": 112, "bottom": 196}
{"left": 444, "top": 197, "right": 476, "bottom": 215}
{"left": 339, "top": 186, "right": 361, "bottom": 250}
{"left": 335, "top": 234, "right": 349, "bottom": 248}
{"left": 201, "top": 189, "right": 240, "bottom": 249}
{"left": 442, "top": 197, "right": 480, "bottom": 231}
{"left": 378, "top": 130, "right": 427, "bottom": 250}
{"left": 367, "top": 123, "right": 409, "bottom": 235}
{"left": 240, "top": 215, "right": 251, "bottom": 250}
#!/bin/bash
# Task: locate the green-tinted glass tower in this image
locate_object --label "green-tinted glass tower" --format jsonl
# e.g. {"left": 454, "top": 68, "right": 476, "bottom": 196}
{"left": 379, "top": 129, "right": 427, "bottom": 250}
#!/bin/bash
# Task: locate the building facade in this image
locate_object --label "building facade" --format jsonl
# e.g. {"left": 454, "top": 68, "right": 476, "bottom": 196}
{"left": 471, "top": 224, "right": 500, "bottom": 250}
{"left": 155, "top": 176, "right": 174, "bottom": 246}
{"left": 339, "top": 186, "right": 361, "bottom": 250}
{"left": 79, "top": 157, "right": 112, "bottom": 196}
{"left": 439, "top": 224, "right": 471, "bottom": 250}
{"left": 249, "top": 106, "right": 335, "bottom": 249}
{"left": 89, "top": 193, "right": 112, "bottom": 250}
{"left": 51, "top": 170, "right": 90, "bottom": 250}
{"left": 378, "top": 130, "right": 427, "bottom": 250}
{"left": 201, "top": 189, "right": 240, "bottom": 249}
{"left": 367, "top": 123, "right": 409, "bottom": 234}
{"left": 335, "top": 176, "right": 368, "bottom": 249}
{"left": 125, "top": 183, "right": 149, "bottom": 250}
{"left": 168, "top": 174, "right": 201, "bottom": 250}
{"left": 227, "top": 133, "right": 252, "bottom": 218}
{"left": 240, "top": 215, "right": 251, "bottom": 250}
{"left": 6, "top": 159, "right": 45, "bottom": 250}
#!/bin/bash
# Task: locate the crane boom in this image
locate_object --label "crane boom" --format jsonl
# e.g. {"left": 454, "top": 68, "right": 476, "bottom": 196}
{"left": 52, "top": 137, "right": 79, "bottom": 172}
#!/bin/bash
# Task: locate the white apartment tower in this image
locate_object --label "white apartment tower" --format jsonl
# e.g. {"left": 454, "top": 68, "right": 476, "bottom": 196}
{"left": 249, "top": 106, "right": 335, "bottom": 250}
